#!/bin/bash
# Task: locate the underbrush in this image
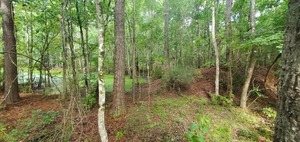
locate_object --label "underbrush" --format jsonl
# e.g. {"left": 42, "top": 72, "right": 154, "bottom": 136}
{"left": 162, "top": 66, "right": 195, "bottom": 91}
{"left": 0, "top": 109, "right": 61, "bottom": 142}
{"left": 124, "top": 95, "right": 274, "bottom": 142}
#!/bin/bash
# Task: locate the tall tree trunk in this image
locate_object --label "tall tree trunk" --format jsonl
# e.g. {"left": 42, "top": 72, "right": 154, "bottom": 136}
{"left": 61, "top": 1, "right": 68, "bottom": 98}
{"left": 29, "top": 11, "right": 34, "bottom": 92}
{"left": 95, "top": 0, "right": 108, "bottom": 141}
{"left": 240, "top": 0, "right": 256, "bottom": 108}
{"left": 274, "top": 1, "right": 300, "bottom": 141}
{"left": 25, "top": 7, "right": 32, "bottom": 92}
{"left": 83, "top": 0, "right": 91, "bottom": 94}
{"left": 211, "top": 6, "right": 220, "bottom": 96}
{"left": 225, "top": 0, "right": 233, "bottom": 96}
{"left": 67, "top": 9, "right": 78, "bottom": 93}
{"left": 112, "top": 0, "right": 126, "bottom": 116}
{"left": 131, "top": 0, "right": 137, "bottom": 103}
{"left": 1, "top": 0, "right": 20, "bottom": 103}
{"left": 163, "top": 0, "right": 170, "bottom": 71}
{"left": 75, "top": 0, "right": 89, "bottom": 94}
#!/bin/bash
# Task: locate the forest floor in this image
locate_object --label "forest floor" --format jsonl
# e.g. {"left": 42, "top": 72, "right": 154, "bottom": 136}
{"left": 0, "top": 67, "right": 278, "bottom": 142}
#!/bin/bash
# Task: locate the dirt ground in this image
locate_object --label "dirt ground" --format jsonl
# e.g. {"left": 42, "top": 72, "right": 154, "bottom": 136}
{"left": 0, "top": 67, "right": 278, "bottom": 141}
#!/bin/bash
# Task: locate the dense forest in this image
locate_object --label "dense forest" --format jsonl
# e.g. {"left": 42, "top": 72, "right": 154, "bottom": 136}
{"left": 0, "top": 0, "right": 299, "bottom": 141}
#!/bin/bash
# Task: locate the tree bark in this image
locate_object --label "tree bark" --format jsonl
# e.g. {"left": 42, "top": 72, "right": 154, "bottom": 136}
{"left": 163, "top": 0, "right": 170, "bottom": 71}
{"left": 29, "top": 11, "right": 34, "bottom": 92}
{"left": 274, "top": 0, "right": 300, "bottom": 141}
{"left": 61, "top": 1, "right": 68, "bottom": 98}
{"left": 112, "top": 0, "right": 126, "bottom": 116}
{"left": 1, "top": 0, "right": 20, "bottom": 103}
{"left": 95, "top": 0, "right": 109, "bottom": 141}
{"left": 67, "top": 7, "right": 78, "bottom": 94}
{"left": 75, "top": 0, "right": 89, "bottom": 94}
{"left": 240, "top": 0, "right": 256, "bottom": 109}
{"left": 83, "top": 0, "right": 91, "bottom": 94}
{"left": 131, "top": 0, "right": 137, "bottom": 103}
{"left": 225, "top": 0, "right": 233, "bottom": 97}
{"left": 240, "top": 50, "right": 256, "bottom": 108}
{"left": 211, "top": 6, "right": 219, "bottom": 96}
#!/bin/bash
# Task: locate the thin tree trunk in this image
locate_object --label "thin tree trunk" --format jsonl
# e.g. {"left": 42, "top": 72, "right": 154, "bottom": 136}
{"left": 126, "top": 46, "right": 131, "bottom": 77}
{"left": 83, "top": 0, "right": 91, "bottom": 94}
{"left": 240, "top": 0, "right": 256, "bottom": 108}
{"left": 61, "top": 1, "right": 68, "bottom": 98}
{"left": 46, "top": 51, "right": 51, "bottom": 87}
{"left": 131, "top": 0, "right": 137, "bottom": 103}
{"left": 1, "top": 0, "right": 20, "bottom": 103}
{"left": 211, "top": 6, "right": 220, "bottom": 96}
{"left": 67, "top": 11, "right": 78, "bottom": 93}
{"left": 95, "top": 0, "right": 108, "bottom": 141}
{"left": 225, "top": 0, "right": 233, "bottom": 97}
{"left": 29, "top": 11, "right": 34, "bottom": 92}
{"left": 163, "top": 0, "right": 170, "bottom": 71}
{"left": 112, "top": 0, "right": 126, "bottom": 116}
{"left": 25, "top": 7, "right": 32, "bottom": 92}
{"left": 38, "top": 53, "right": 44, "bottom": 88}
{"left": 75, "top": 0, "right": 89, "bottom": 94}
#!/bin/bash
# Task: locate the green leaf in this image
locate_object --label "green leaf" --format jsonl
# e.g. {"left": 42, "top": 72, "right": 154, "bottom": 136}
{"left": 185, "top": 132, "right": 194, "bottom": 138}
{"left": 191, "top": 135, "right": 199, "bottom": 142}
{"left": 197, "top": 132, "right": 203, "bottom": 138}
{"left": 189, "top": 123, "right": 198, "bottom": 131}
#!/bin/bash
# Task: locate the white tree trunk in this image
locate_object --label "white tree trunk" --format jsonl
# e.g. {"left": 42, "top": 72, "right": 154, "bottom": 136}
{"left": 211, "top": 6, "right": 220, "bottom": 96}
{"left": 96, "top": 0, "right": 108, "bottom": 141}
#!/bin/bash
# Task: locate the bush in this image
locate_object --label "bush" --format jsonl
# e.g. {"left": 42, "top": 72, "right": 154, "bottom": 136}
{"left": 162, "top": 66, "right": 194, "bottom": 91}
{"left": 185, "top": 114, "right": 211, "bottom": 142}
{"left": 211, "top": 95, "right": 233, "bottom": 106}
{"left": 262, "top": 107, "right": 277, "bottom": 119}
{"left": 151, "top": 66, "right": 163, "bottom": 79}
{"left": 83, "top": 93, "right": 97, "bottom": 109}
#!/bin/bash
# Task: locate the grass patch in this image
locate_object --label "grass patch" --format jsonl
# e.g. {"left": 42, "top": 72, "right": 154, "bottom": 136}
{"left": 104, "top": 75, "right": 145, "bottom": 92}
{"left": 125, "top": 95, "right": 274, "bottom": 142}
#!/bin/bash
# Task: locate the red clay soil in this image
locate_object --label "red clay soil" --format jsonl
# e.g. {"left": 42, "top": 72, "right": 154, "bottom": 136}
{"left": 137, "top": 68, "right": 227, "bottom": 99}
{"left": 250, "top": 67, "right": 278, "bottom": 107}
{"left": 186, "top": 68, "right": 226, "bottom": 98}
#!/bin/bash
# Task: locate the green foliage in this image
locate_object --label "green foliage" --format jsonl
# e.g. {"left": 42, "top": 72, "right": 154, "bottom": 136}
{"left": 126, "top": 95, "right": 274, "bottom": 141}
{"left": 151, "top": 66, "right": 163, "bottom": 79}
{"left": 237, "top": 129, "right": 258, "bottom": 140}
{"left": 115, "top": 130, "right": 125, "bottom": 140}
{"left": 162, "top": 66, "right": 194, "bottom": 91}
{"left": 202, "top": 61, "right": 214, "bottom": 68}
{"left": 249, "top": 87, "right": 264, "bottom": 97}
{"left": 83, "top": 93, "right": 97, "bottom": 109}
{"left": 0, "top": 122, "right": 15, "bottom": 142}
{"left": 262, "top": 107, "right": 277, "bottom": 119}
{"left": 185, "top": 115, "right": 211, "bottom": 142}
{"left": 31, "top": 109, "right": 60, "bottom": 126}
{"left": 193, "top": 70, "right": 203, "bottom": 77}
{"left": 211, "top": 95, "right": 233, "bottom": 106}
{"left": 0, "top": 110, "right": 60, "bottom": 142}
